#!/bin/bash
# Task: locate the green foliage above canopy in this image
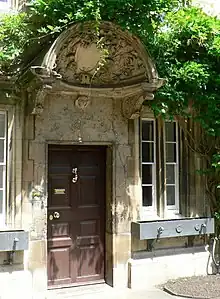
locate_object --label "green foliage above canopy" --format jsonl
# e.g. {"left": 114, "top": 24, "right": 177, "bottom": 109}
{"left": 153, "top": 7, "right": 220, "bottom": 136}
{"left": 151, "top": 7, "right": 220, "bottom": 216}
{"left": 0, "top": 0, "right": 184, "bottom": 74}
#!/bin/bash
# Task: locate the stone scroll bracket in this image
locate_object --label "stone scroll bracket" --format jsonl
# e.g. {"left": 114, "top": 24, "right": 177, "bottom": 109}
{"left": 25, "top": 66, "right": 59, "bottom": 116}
{"left": 121, "top": 93, "right": 154, "bottom": 119}
{"left": 121, "top": 78, "right": 166, "bottom": 119}
{"left": 26, "top": 82, "right": 52, "bottom": 116}
{"left": 33, "top": 85, "right": 51, "bottom": 116}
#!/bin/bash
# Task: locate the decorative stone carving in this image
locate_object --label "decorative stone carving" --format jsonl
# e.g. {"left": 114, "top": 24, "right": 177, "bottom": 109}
{"left": 122, "top": 93, "right": 154, "bottom": 119}
{"left": 23, "top": 22, "right": 165, "bottom": 117}
{"left": 28, "top": 84, "right": 51, "bottom": 116}
{"left": 30, "top": 66, "right": 62, "bottom": 80}
{"left": 75, "top": 95, "right": 91, "bottom": 110}
{"left": 32, "top": 87, "right": 46, "bottom": 115}
{"left": 55, "top": 24, "right": 147, "bottom": 86}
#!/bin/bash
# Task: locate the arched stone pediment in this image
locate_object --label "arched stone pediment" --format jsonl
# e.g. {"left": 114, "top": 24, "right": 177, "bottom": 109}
{"left": 43, "top": 22, "right": 158, "bottom": 87}
{"left": 26, "top": 22, "right": 165, "bottom": 118}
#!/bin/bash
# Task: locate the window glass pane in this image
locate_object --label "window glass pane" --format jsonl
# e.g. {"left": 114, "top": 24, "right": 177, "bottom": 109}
{"left": 165, "top": 122, "right": 176, "bottom": 142}
{"left": 166, "top": 143, "right": 176, "bottom": 162}
{"left": 142, "top": 142, "right": 154, "bottom": 162}
{"left": 142, "top": 165, "right": 152, "bottom": 184}
{"left": 167, "top": 186, "right": 175, "bottom": 205}
{"left": 0, "top": 190, "right": 3, "bottom": 214}
{"left": 0, "top": 166, "right": 3, "bottom": 189}
{"left": 166, "top": 165, "right": 175, "bottom": 184}
{"left": 0, "top": 140, "right": 4, "bottom": 162}
{"left": 143, "top": 186, "right": 152, "bottom": 207}
{"left": 0, "top": 114, "right": 5, "bottom": 138}
{"left": 142, "top": 120, "right": 154, "bottom": 141}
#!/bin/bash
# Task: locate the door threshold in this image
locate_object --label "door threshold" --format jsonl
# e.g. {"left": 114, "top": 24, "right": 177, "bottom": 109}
{"left": 48, "top": 280, "right": 106, "bottom": 290}
{"left": 47, "top": 282, "right": 113, "bottom": 298}
{"left": 47, "top": 283, "right": 115, "bottom": 299}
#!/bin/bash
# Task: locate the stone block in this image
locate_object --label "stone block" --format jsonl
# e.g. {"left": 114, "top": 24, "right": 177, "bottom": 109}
{"left": 29, "top": 141, "right": 45, "bottom": 162}
{"left": 23, "top": 159, "right": 34, "bottom": 182}
{"left": 28, "top": 240, "right": 46, "bottom": 270}
{"left": 114, "top": 234, "right": 131, "bottom": 265}
{"left": 128, "top": 247, "right": 210, "bottom": 289}
{"left": 25, "top": 115, "right": 35, "bottom": 140}
{"left": 131, "top": 236, "right": 147, "bottom": 252}
{"left": 113, "top": 263, "right": 129, "bottom": 288}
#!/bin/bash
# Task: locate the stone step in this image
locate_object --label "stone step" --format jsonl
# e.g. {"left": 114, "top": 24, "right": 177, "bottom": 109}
{"left": 47, "top": 284, "right": 117, "bottom": 299}
{"left": 46, "top": 285, "right": 184, "bottom": 299}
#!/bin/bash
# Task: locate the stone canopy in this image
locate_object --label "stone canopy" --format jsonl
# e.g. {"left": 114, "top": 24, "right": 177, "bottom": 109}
{"left": 24, "top": 21, "right": 164, "bottom": 118}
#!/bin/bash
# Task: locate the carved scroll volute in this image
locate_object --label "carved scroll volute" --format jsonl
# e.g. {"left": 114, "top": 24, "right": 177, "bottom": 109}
{"left": 122, "top": 93, "right": 154, "bottom": 119}
{"left": 28, "top": 85, "right": 51, "bottom": 116}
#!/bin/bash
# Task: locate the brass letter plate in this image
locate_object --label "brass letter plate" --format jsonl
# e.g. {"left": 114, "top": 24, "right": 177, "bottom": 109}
{"left": 54, "top": 188, "right": 65, "bottom": 195}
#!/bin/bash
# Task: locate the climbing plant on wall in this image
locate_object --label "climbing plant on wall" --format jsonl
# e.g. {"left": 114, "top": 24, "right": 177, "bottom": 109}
{"left": 151, "top": 7, "right": 220, "bottom": 227}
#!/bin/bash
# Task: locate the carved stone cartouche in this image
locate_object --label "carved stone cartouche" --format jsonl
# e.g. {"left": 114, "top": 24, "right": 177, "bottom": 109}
{"left": 55, "top": 24, "right": 147, "bottom": 86}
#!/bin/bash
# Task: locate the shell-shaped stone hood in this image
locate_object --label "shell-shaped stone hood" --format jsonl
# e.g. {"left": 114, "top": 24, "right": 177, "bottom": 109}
{"left": 42, "top": 22, "right": 159, "bottom": 87}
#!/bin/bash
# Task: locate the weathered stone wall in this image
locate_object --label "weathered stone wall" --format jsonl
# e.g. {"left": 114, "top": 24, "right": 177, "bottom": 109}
{"left": 0, "top": 95, "right": 211, "bottom": 298}
{"left": 21, "top": 93, "right": 137, "bottom": 293}
{"left": 20, "top": 95, "right": 210, "bottom": 295}
{"left": 0, "top": 103, "right": 32, "bottom": 299}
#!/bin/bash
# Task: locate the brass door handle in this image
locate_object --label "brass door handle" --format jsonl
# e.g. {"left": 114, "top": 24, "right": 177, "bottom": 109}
{"left": 49, "top": 212, "right": 60, "bottom": 220}
{"left": 72, "top": 167, "right": 78, "bottom": 183}
{"left": 53, "top": 211, "right": 60, "bottom": 219}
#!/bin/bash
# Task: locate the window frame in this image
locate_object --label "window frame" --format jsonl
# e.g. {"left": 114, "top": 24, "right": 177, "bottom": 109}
{"left": 141, "top": 118, "right": 157, "bottom": 215}
{"left": 141, "top": 117, "right": 180, "bottom": 219}
{"left": 0, "top": 111, "right": 7, "bottom": 227}
{"left": 164, "top": 120, "right": 179, "bottom": 213}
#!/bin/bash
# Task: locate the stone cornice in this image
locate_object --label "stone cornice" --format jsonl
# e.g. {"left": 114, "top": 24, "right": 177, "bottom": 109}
{"left": 25, "top": 67, "right": 165, "bottom": 118}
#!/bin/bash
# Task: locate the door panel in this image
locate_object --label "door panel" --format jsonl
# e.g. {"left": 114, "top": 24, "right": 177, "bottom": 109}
{"left": 47, "top": 145, "right": 105, "bottom": 288}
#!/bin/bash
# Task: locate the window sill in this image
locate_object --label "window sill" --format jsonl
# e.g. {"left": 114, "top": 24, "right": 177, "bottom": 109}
{"left": 140, "top": 210, "right": 184, "bottom": 221}
{"left": 164, "top": 211, "right": 184, "bottom": 220}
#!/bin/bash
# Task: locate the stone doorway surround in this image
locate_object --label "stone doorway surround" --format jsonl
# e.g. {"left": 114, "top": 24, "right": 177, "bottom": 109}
{"left": 46, "top": 142, "right": 112, "bottom": 289}
{"left": 18, "top": 21, "right": 164, "bottom": 297}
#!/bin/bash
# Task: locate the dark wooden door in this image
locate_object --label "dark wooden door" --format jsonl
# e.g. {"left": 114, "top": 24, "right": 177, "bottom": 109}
{"left": 47, "top": 145, "right": 105, "bottom": 288}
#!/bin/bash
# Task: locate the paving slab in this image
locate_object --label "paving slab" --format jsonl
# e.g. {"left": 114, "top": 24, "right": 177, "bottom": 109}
{"left": 47, "top": 284, "right": 185, "bottom": 299}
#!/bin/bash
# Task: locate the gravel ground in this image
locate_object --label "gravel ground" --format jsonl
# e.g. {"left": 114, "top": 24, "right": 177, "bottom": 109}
{"left": 162, "top": 275, "right": 220, "bottom": 299}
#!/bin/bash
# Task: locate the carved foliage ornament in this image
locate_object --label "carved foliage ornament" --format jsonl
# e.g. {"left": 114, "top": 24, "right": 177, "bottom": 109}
{"left": 75, "top": 95, "right": 90, "bottom": 110}
{"left": 55, "top": 26, "right": 146, "bottom": 86}
{"left": 27, "top": 82, "right": 51, "bottom": 116}
{"left": 122, "top": 93, "right": 154, "bottom": 119}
